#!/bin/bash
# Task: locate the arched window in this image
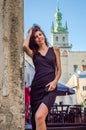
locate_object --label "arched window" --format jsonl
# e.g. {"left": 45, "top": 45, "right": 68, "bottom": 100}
{"left": 62, "top": 50, "right": 68, "bottom": 56}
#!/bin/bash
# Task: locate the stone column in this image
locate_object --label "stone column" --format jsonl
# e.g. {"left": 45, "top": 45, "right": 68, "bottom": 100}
{"left": 0, "top": 0, "right": 24, "bottom": 130}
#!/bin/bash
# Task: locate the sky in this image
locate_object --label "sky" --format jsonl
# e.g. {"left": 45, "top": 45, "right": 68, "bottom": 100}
{"left": 24, "top": 0, "right": 86, "bottom": 51}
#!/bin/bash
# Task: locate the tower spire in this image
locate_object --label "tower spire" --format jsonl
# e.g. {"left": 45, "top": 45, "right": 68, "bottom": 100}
{"left": 54, "top": 2, "right": 68, "bottom": 33}
{"left": 54, "top": 3, "right": 62, "bottom": 32}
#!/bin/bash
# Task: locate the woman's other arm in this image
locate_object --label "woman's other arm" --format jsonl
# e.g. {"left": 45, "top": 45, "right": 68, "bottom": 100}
{"left": 53, "top": 47, "right": 62, "bottom": 84}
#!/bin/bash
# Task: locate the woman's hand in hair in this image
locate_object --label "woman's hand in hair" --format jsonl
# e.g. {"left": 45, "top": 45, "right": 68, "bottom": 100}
{"left": 23, "top": 28, "right": 34, "bottom": 57}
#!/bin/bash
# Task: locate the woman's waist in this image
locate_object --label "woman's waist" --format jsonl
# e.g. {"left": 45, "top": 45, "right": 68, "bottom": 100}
{"left": 31, "top": 74, "right": 55, "bottom": 86}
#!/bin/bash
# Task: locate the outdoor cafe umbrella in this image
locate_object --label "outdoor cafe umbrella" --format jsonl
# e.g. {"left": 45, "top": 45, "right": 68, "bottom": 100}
{"left": 56, "top": 83, "right": 75, "bottom": 96}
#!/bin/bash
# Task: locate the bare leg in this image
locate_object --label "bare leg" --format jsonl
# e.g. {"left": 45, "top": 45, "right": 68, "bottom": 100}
{"left": 35, "top": 103, "right": 48, "bottom": 130}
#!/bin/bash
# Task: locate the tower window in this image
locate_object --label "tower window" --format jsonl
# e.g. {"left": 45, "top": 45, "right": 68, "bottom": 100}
{"left": 62, "top": 37, "right": 65, "bottom": 42}
{"left": 56, "top": 36, "right": 58, "bottom": 41}
{"left": 74, "top": 65, "right": 78, "bottom": 73}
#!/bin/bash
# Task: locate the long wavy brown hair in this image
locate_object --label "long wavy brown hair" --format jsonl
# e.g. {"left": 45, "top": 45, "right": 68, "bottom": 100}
{"left": 29, "top": 24, "right": 48, "bottom": 53}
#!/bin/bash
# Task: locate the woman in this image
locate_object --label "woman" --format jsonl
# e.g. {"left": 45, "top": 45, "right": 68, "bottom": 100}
{"left": 23, "top": 24, "right": 61, "bottom": 130}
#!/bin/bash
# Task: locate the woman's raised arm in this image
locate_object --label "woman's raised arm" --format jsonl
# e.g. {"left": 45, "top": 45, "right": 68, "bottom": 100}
{"left": 23, "top": 29, "right": 34, "bottom": 57}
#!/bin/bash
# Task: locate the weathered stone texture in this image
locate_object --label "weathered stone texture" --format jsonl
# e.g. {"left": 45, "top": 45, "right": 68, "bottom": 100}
{"left": 0, "top": 0, "right": 24, "bottom": 130}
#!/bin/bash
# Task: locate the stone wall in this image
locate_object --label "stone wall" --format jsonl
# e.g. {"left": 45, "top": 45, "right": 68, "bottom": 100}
{"left": 0, "top": 0, "right": 24, "bottom": 130}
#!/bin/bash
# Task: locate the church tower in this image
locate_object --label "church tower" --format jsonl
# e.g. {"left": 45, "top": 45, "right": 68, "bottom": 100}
{"left": 51, "top": 5, "right": 72, "bottom": 83}
{"left": 51, "top": 6, "right": 72, "bottom": 57}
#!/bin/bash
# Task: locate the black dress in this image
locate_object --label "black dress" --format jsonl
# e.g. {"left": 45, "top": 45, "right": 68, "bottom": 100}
{"left": 30, "top": 47, "right": 57, "bottom": 130}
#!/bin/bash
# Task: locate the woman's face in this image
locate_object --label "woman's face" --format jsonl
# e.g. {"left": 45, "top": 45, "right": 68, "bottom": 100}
{"left": 34, "top": 31, "right": 45, "bottom": 46}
